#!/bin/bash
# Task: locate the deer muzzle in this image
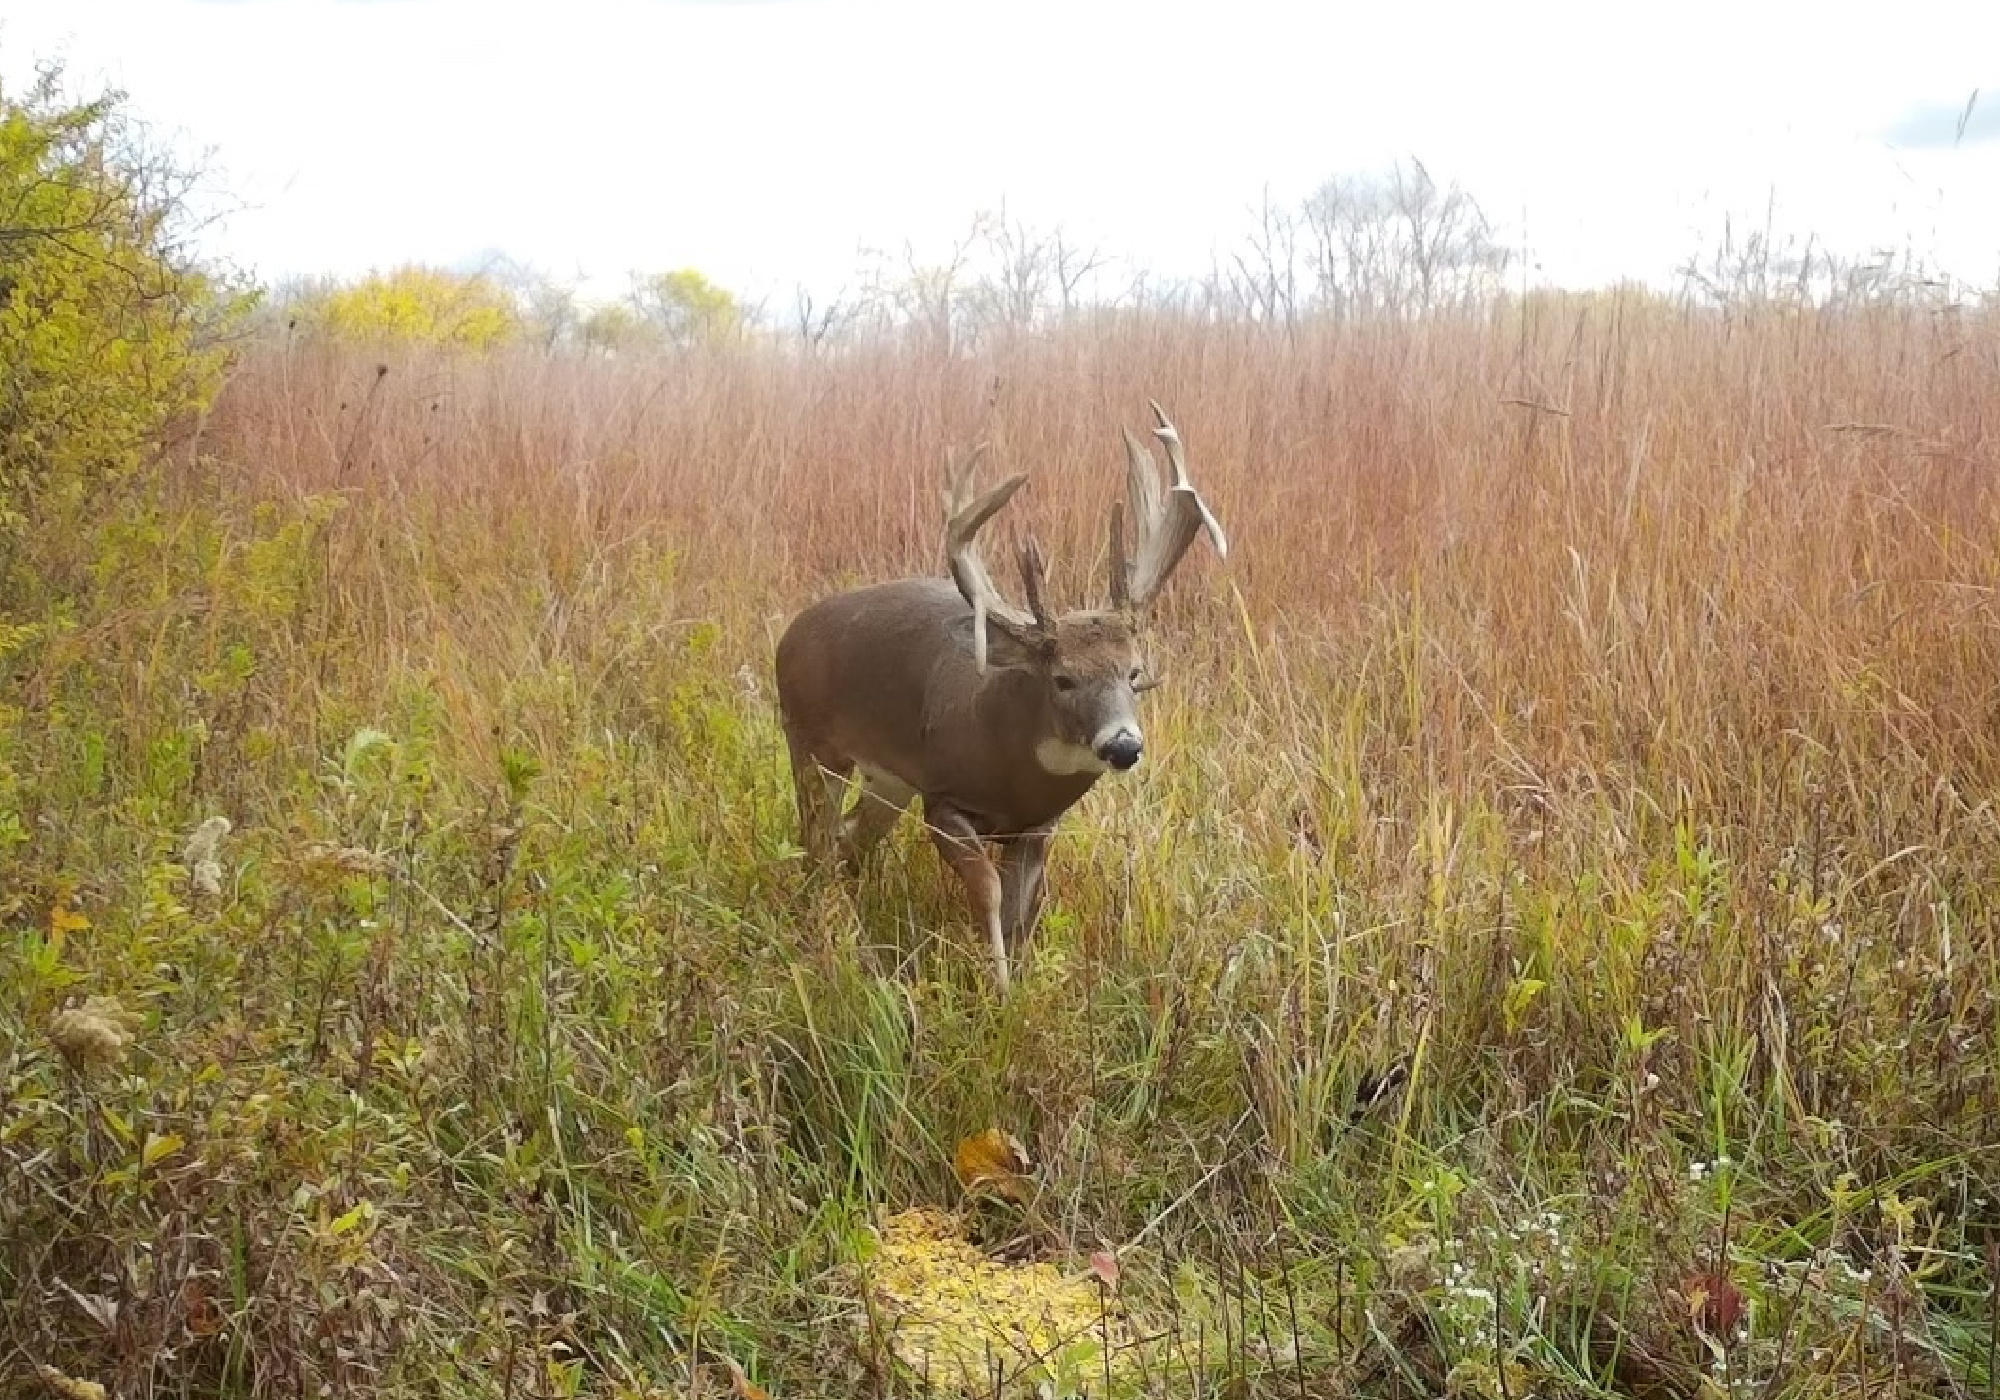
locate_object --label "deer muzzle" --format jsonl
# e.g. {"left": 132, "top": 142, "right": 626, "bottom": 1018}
{"left": 1096, "top": 727, "right": 1144, "bottom": 772}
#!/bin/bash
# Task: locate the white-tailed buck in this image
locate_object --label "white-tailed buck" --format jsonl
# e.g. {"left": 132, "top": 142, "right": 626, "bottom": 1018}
{"left": 774, "top": 401, "right": 1227, "bottom": 992}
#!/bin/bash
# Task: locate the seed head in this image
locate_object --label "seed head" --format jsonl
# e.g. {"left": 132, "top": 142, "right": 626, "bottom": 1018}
{"left": 47, "top": 995, "right": 142, "bottom": 1072}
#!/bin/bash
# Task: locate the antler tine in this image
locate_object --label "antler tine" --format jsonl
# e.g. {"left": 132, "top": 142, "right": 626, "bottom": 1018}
{"left": 1149, "top": 401, "right": 1229, "bottom": 560}
{"left": 1016, "top": 537, "right": 1053, "bottom": 628}
{"left": 1106, "top": 500, "right": 1129, "bottom": 611}
{"left": 1120, "top": 402, "right": 1228, "bottom": 612}
{"left": 942, "top": 442, "right": 1037, "bottom": 673}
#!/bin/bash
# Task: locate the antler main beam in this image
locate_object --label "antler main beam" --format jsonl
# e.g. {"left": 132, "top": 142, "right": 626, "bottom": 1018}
{"left": 943, "top": 444, "right": 1038, "bottom": 672}
{"left": 1112, "top": 401, "right": 1229, "bottom": 612}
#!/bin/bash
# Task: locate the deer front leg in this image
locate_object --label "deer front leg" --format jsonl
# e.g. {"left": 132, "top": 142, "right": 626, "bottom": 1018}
{"left": 997, "top": 828, "right": 1052, "bottom": 962}
{"left": 924, "top": 803, "right": 1010, "bottom": 994}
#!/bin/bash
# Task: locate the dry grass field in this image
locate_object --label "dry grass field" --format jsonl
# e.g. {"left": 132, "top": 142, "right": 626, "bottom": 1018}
{"left": 7, "top": 295, "right": 2000, "bottom": 1398}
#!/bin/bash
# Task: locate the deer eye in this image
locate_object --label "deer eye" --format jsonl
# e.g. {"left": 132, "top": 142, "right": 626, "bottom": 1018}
{"left": 1053, "top": 674, "right": 1077, "bottom": 693}
{"left": 1129, "top": 668, "right": 1144, "bottom": 685}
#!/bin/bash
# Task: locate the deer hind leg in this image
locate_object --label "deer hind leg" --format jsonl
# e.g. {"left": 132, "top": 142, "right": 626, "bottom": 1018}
{"left": 997, "top": 829, "right": 1053, "bottom": 964}
{"left": 783, "top": 724, "right": 850, "bottom": 876}
{"left": 924, "top": 803, "right": 1010, "bottom": 994}
{"left": 840, "top": 765, "right": 916, "bottom": 874}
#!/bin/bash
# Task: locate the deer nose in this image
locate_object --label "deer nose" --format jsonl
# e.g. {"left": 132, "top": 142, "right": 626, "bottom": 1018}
{"left": 1098, "top": 730, "right": 1143, "bottom": 771}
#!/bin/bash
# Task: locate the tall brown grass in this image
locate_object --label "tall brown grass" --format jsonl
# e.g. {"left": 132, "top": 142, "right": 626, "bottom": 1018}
{"left": 222, "top": 301, "right": 2000, "bottom": 824}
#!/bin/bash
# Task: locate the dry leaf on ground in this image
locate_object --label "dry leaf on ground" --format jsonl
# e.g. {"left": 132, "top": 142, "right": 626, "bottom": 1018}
{"left": 953, "top": 1127, "right": 1034, "bottom": 1205}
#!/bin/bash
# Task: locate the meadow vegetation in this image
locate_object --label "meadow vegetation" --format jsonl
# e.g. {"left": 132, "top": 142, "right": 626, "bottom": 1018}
{"left": 5, "top": 61, "right": 2000, "bottom": 1400}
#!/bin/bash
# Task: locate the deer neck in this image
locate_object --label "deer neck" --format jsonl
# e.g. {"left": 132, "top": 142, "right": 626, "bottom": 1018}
{"left": 965, "top": 668, "right": 1102, "bottom": 814}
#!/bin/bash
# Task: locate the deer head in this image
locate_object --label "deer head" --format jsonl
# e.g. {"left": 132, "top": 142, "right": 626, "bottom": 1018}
{"left": 944, "top": 400, "right": 1229, "bottom": 775}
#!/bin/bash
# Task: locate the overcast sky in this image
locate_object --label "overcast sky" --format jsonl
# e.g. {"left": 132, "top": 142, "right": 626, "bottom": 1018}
{"left": 5, "top": 0, "right": 1999, "bottom": 305}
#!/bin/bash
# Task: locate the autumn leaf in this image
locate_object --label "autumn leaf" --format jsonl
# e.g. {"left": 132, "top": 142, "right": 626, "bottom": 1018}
{"left": 143, "top": 1132, "right": 186, "bottom": 1169}
{"left": 953, "top": 1127, "right": 1034, "bottom": 1204}
{"left": 1682, "top": 1269, "right": 1746, "bottom": 1338}
{"left": 180, "top": 1279, "right": 225, "bottom": 1338}
{"left": 54, "top": 1279, "right": 118, "bottom": 1333}
{"left": 49, "top": 884, "right": 89, "bottom": 942}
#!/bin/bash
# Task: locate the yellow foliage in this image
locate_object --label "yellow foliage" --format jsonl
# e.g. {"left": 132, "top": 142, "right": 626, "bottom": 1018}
{"left": 722, "top": 1358, "right": 768, "bottom": 1400}
{"left": 0, "top": 67, "right": 239, "bottom": 532}
{"left": 48, "top": 882, "right": 89, "bottom": 941}
{"left": 303, "top": 266, "right": 521, "bottom": 350}
{"left": 628, "top": 268, "right": 743, "bottom": 348}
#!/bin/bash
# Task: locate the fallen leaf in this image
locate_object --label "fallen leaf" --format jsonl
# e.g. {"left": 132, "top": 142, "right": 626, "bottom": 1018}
{"left": 181, "top": 1279, "right": 225, "bottom": 1338}
{"left": 55, "top": 1279, "right": 118, "bottom": 1333}
{"left": 49, "top": 898, "right": 89, "bottom": 938}
{"left": 953, "top": 1127, "right": 1034, "bottom": 1204}
{"left": 1683, "top": 1269, "right": 1746, "bottom": 1337}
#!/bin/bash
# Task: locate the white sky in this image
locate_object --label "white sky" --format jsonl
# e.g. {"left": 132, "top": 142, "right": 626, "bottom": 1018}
{"left": 5, "top": 0, "right": 1999, "bottom": 306}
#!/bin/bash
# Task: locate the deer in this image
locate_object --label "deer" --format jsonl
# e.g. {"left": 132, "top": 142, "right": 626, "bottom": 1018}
{"left": 773, "top": 401, "right": 1227, "bottom": 993}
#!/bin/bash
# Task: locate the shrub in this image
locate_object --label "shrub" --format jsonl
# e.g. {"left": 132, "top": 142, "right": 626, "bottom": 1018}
{"left": 0, "top": 63, "right": 241, "bottom": 536}
{"left": 295, "top": 265, "right": 522, "bottom": 350}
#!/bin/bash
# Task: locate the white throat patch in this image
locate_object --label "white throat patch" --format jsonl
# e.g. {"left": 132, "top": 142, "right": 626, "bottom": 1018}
{"left": 1035, "top": 737, "right": 1110, "bottom": 776}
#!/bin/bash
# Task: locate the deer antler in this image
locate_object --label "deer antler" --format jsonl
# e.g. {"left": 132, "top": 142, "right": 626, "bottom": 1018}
{"left": 1016, "top": 537, "right": 1054, "bottom": 631}
{"left": 944, "top": 443, "right": 1041, "bottom": 672}
{"left": 1111, "top": 401, "right": 1228, "bottom": 611}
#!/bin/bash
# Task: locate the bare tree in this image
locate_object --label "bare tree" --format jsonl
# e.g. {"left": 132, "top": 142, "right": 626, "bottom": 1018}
{"left": 862, "top": 222, "right": 979, "bottom": 357}
{"left": 962, "top": 206, "right": 1112, "bottom": 334}
{"left": 970, "top": 201, "right": 1053, "bottom": 335}
{"left": 1391, "top": 159, "right": 1507, "bottom": 313}
{"left": 1301, "top": 176, "right": 1379, "bottom": 319}
{"left": 1228, "top": 185, "right": 1301, "bottom": 329}
{"left": 791, "top": 282, "right": 858, "bottom": 354}
{"left": 1051, "top": 226, "right": 1108, "bottom": 315}
{"left": 1300, "top": 158, "right": 1508, "bottom": 318}
{"left": 495, "top": 264, "right": 583, "bottom": 352}
{"left": 1675, "top": 207, "right": 1955, "bottom": 313}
